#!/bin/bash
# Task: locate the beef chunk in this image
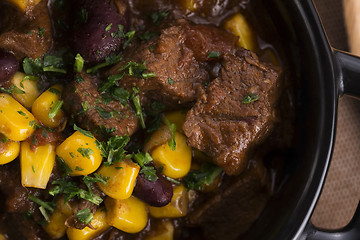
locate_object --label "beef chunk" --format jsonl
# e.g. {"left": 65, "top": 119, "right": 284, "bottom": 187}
{"left": 63, "top": 72, "right": 139, "bottom": 139}
{"left": 188, "top": 160, "right": 271, "bottom": 240}
{"left": 183, "top": 50, "right": 281, "bottom": 175}
{"left": 0, "top": 0, "right": 52, "bottom": 59}
{"left": 107, "top": 20, "right": 236, "bottom": 107}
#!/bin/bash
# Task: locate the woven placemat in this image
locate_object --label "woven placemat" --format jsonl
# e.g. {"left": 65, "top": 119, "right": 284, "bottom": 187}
{"left": 310, "top": 0, "right": 360, "bottom": 229}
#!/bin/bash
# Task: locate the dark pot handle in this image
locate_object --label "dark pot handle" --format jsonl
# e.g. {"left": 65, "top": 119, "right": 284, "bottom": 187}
{"left": 302, "top": 49, "right": 360, "bottom": 239}
{"left": 334, "top": 49, "right": 360, "bottom": 97}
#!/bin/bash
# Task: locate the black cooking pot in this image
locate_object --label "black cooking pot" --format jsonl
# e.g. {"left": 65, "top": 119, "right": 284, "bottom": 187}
{"left": 238, "top": 0, "right": 360, "bottom": 239}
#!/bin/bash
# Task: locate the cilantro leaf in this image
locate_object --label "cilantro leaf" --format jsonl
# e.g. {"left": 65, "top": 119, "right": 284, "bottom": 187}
{"left": 242, "top": 94, "right": 259, "bottom": 104}
{"left": 96, "top": 135, "right": 130, "bottom": 166}
{"left": 76, "top": 208, "right": 93, "bottom": 224}
{"left": 184, "top": 162, "right": 222, "bottom": 191}
{"left": 164, "top": 117, "right": 176, "bottom": 151}
{"left": 74, "top": 53, "right": 84, "bottom": 73}
{"left": 133, "top": 152, "right": 158, "bottom": 182}
{"left": 73, "top": 124, "right": 94, "bottom": 138}
{"left": 48, "top": 100, "right": 63, "bottom": 119}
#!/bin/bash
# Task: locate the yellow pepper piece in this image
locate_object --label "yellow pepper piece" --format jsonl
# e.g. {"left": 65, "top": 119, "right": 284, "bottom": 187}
{"left": 67, "top": 208, "right": 110, "bottom": 240}
{"left": 11, "top": 72, "right": 40, "bottom": 108}
{"left": 21, "top": 142, "right": 55, "bottom": 189}
{"left": 4, "top": 0, "right": 42, "bottom": 12}
{"left": 224, "top": 13, "right": 257, "bottom": 51}
{"left": 164, "top": 110, "right": 187, "bottom": 134}
{"left": 0, "top": 93, "right": 36, "bottom": 141}
{"left": 96, "top": 160, "right": 140, "bottom": 200}
{"left": 149, "top": 185, "right": 189, "bottom": 218}
{"left": 0, "top": 140, "right": 20, "bottom": 165}
{"left": 145, "top": 220, "right": 174, "bottom": 240}
{"left": 56, "top": 131, "right": 102, "bottom": 176}
{"left": 105, "top": 196, "right": 148, "bottom": 234}
{"left": 151, "top": 132, "right": 191, "bottom": 179}
{"left": 31, "top": 85, "right": 64, "bottom": 128}
{"left": 183, "top": 0, "right": 197, "bottom": 11}
{"left": 44, "top": 197, "right": 73, "bottom": 239}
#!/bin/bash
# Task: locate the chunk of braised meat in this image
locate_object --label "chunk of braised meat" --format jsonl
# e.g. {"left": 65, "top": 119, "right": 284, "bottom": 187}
{"left": 188, "top": 159, "right": 271, "bottom": 240}
{"left": 133, "top": 172, "right": 173, "bottom": 207}
{"left": 63, "top": 72, "right": 139, "bottom": 140}
{"left": 0, "top": 50, "right": 18, "bottom": 83}
{"left": 183, "top": 50, "right": 281, "bottom": 175}
{"left": 107, "top": 20, "right": 236, "bottom": 108}
{"left": 0, "top": 0, "right": 52, "bottom": 59}
{"left": 72, "top": 0, "right": 128, "bottom": 63}
{"left": 0, "top": 161, "right": 49, "bottom": 239}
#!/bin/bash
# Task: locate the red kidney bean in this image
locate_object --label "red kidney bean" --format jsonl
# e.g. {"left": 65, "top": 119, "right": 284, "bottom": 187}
{"left": 0, "top": 50, "right": 18, "bottom": 83}
{"left": 133, "top": 171, "right": 173, "bottom": 207}
{"left": 72, "top": 0, "right": 129, "bottom": 63}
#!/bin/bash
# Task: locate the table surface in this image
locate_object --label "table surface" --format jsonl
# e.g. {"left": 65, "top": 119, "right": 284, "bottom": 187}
{"left": 310, "top": 0, "right": 360, "bottom": 229}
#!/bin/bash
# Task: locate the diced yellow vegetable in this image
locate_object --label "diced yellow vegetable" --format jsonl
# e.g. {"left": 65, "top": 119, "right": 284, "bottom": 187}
{"left": 44, "top": 197, "right": 73, "bottom": 239}
{"left": 31, "top": 85, "right": 64, "bottom": 128}
{"left": 149, "top": 185, "right": 189, "bottom": 218}
{"left": 11, "top": 72, "right": 40, "bottom": 108}
{"left": 67, "top": 208, "right": 110, "bottom": 240}
{"left": 145, "top": 220, "right": 174, "bottom": 240}
{"left": 164, "top": 110, "right": 187, "bottom": 134}
{"left": 105, "top": 196, "right": 148, "bottom": 234}
{"left": 151, "top": 132, "right": 191, "bottom": 179}
{"left": 0, "top": 140, "right": 20, "bottom": 165}
{"left": 0, "top": 233, "right": 6, "bottom": 240}
{"left": 56, "top": 131, "right": 102, "bottom": 176}
{"left": 4, "top": 0, "right": 42, "bottom": 12}
{"left": 0, "top": 93, "right": 36, "bottom": 141}
{"left": 224, "top": 13, "right": 257, "bottom": 51}
{"left": 21, "top": 142, "right": 55, "bottom": 189}
{"left": 96, "top": 160, "right": 140, "bottom": 200}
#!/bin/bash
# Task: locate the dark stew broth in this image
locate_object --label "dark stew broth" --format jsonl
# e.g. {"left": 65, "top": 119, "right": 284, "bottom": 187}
{"left": 0, "top": 0, "right": 295, "bottom": 239}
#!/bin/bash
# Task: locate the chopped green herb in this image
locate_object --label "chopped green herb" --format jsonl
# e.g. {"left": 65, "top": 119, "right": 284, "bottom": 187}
{"left": 98, "top": 72, "right": 125, "bottom": 93}
{"left": 139, "top": 31, "right": 157, "bottom": 41}
{"left": 131, "top": 88, "right": 146, "bottom": 129}
{"left": 81, "top": 101, "right": 89, "bottom": 112}
{"left": 17, "top": 110, "right": 26, "bottom": 116}
{"left": 74, "top": 53, "right": 84, "bottom": 73}
{"left": 111, "top": 87, "right": 130, "bottom": 106}
{"left": 70, "top": 152, "right": 76, "bottom": 158}
{"left": 164, "top": 117, "right": 176, "bottom": 151}
{"left": 39, "top": 206, "right": 50, "bottom": 222}
{"left": 49, "top": 88, "right": 60, "bottom": 95}
{"left": 43, "top": 54, "right": 67, "bottom": 74}
{"left": 1, "top": 85, "right": 26, "bottom": 95}
{"left": 75, "top": 75, "right": 85, "bottom": 83}
{"left": 74, "top": 124, "right": 94, "bottom": 138}
{"left": 150, "top": 11, "right": 169, "bottom": 25}
{"left": 166, "top": 176, "right": 181, "bottom": 185}
{"left": 95, "top": 106, "right": 112, "bottom": 119}
{"left": 168, "top": 77, "right": 174, "bottom": 85}
{"left": 28, "top": 195, "right": 55, "bottom": 213}
{"left": 86, "top": 53, "right": 122, "bottom": 74}
{"left": 96, "top": 135, "right": 130, "bottom": 166}
{"left": 184, "top": 162, "right": 222, "bottom": 191}
{"left": 0, "top": 133, "right": 8, "bottom": 143}
{"left": 77, "top": 147, "right": 94, "bottom": 159}
{"left": 76, "top": 208, "right": 93, "bottom": 224}
{"left": 48, "top": 100, "right": 63, "bottom": 119}
{"left": 133, "top": 152, "right": 158, "bottom": 182}
{"left": 56, "top": 156, "right": 73, "bottom": 176}
{"left": 83, "top": 173, "right": 109, "bottom": 194}
{"left": 241, "top": 93, "right": 259, "bottom": 104}
{"left": 32, "top": 165, "right": 36, "bottom": 173}
{"left": 79, "top": 8, "right": 88, "bottom": 23}
{"left": 41, "top": 129, "right": 48, "bottom": 138}
{"left": 105, "top": 23, "right": 112, "bottom": 32}
{"left": 207, "top": 51, "right": 220, "bottom": 59}
{"left": 75, "top": 166, "right": 84, "bottom": 171}
{"left": 23, "top": 58, "right": 43, "bottom": 75}
{"left": 123, "top": 30, "right": 136, "bottom": 49}
{"left": 38, "top": 27, "right": 44, "bottom": 37}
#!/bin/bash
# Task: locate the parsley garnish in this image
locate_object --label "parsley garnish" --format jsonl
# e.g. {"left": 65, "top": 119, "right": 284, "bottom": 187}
{"left": 49, "top": 88, "right": 60, "bottom": 95}
{"left": 77, "top": 147, "right": 94, "bottom": 159}
{"left": 17, "top": 110, "right": 26, "bottom": 116}
{"left": 207, "top": 51, "right": 220, "bottom": 59}
{"left": 150, "top": 11, "right": 169, "bottom": 25}
{"left": 74, "top": 53, "right": 84, "bottom": 73}
{"left": 1, "top": 85, "right": 26, "bottom": 95}
{"left": 133, "top": 152, "right": 158, "bottom": 182}
{"left": 76, "top": 208, "right": 93, "bottom": 224}
{"left": 139, "top": 31, "right": 158, "bottom": 41}
{"left": 168, "top": 77, "right": 174, "bottom": 85}
{"left": 56, "top": 156, "right": 73, "bottom": 176}
{"left": 131, "top": 87, "right": 146, "bottom": 129}
{"left": 0, "top": 133, "right": 8, "bottom": 143}
{"left": 48, "top": 100, "right": 63, "bottom": 119}
{"left": 96, "top": 135, "right": 130, "bottom": 166}
{"left": 123, "top": 30, "right": 136, "bottom": 49}
{"left": 79, "top": 8, "right": 88, "bottom": 23}
{"left": 86, "top": 53, "right": 122, "bottom": 74}
{"left": 164, "top": 117, "right": 176, "bottom": 151}
{"left": 95, "top": 106, "right": 112, "bottom": 119}
{"left": 38, "top": 27, "right": 44, "bottom": 37}
{"left": 105, "top": 23, "right": 112, "bottom": 32}
{"left": 241, "top": 93, "right": 259, "bottom": 104}
{"left": 28, "top": 195, "right": 55, "bottom": 222}
{"left": 74, "top": 124, "right": 94, "bottom": 138}
{"left": 184, "top": 162, "right": 222, "bottom": 191}
{"left": 49, "top": 178, "right": 103, "bottom": 205}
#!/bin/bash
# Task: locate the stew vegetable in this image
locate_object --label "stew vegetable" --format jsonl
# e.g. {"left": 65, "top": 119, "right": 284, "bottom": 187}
{"left": 0, "top": 0, "right": 295, "bottom": 239}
